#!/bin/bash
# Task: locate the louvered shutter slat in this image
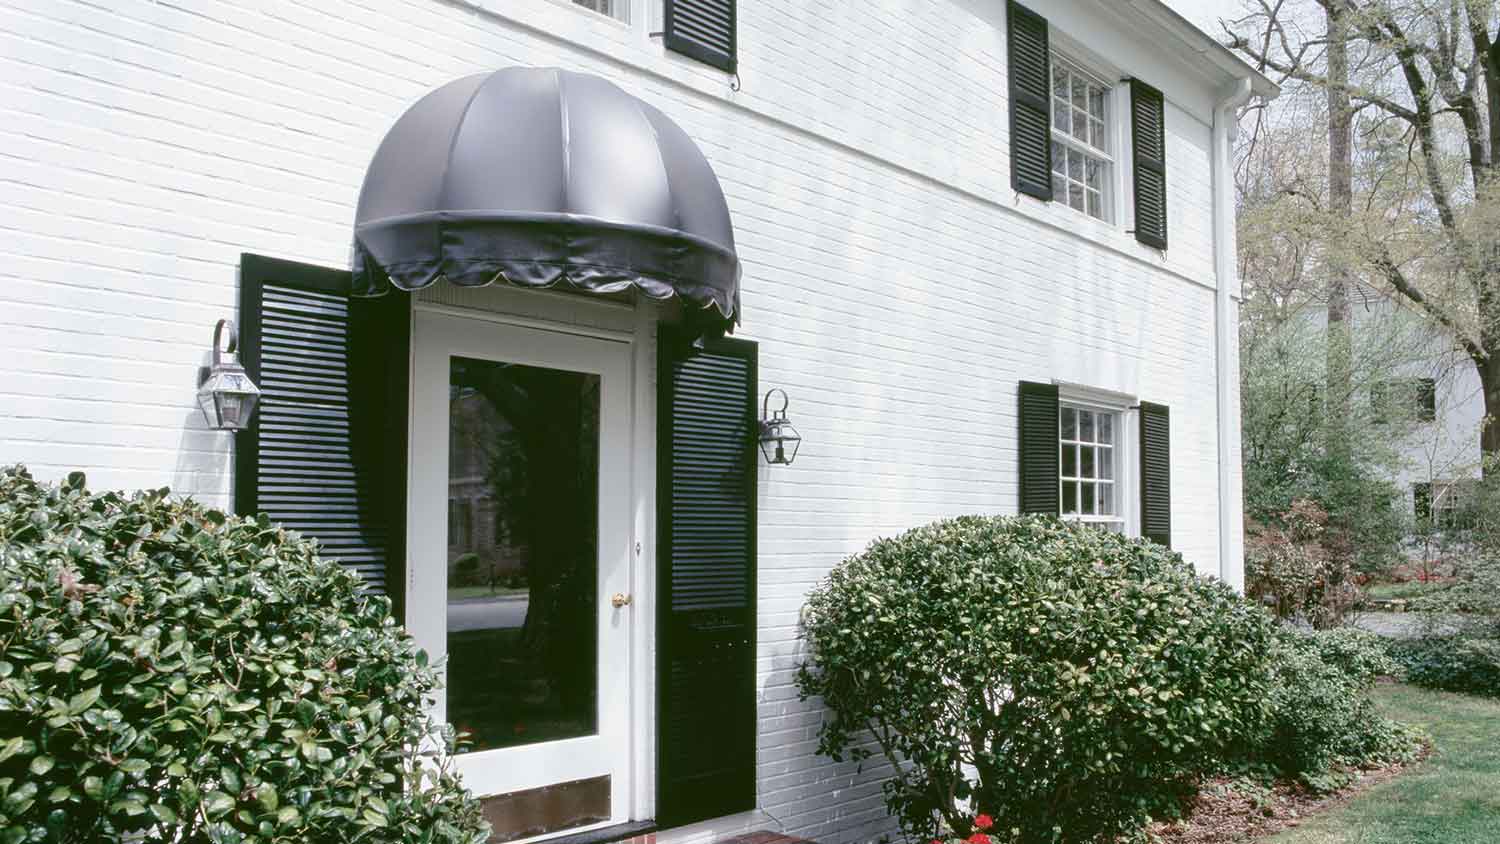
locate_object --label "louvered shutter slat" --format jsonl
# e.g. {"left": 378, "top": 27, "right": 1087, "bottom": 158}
{"left": 235, "top": 254, "right": 410, "bottom": 613}
{"left": 1131, "top": 79, "right": 1169, "bottom": 249}
{"left": 1018, "top": 381, "right": 1060, "bottom": 515}
{"left": 656, "top": 328, "right": 757, "bottom": 827}
{"left": 1139, "top": 401, "right": 1171, "bottom": 547}
{"left": 1007, "top": 1, "right": 1053, "bottom": 201}
{"left": 664, "top": 0, "right": 736, "bottom": 73}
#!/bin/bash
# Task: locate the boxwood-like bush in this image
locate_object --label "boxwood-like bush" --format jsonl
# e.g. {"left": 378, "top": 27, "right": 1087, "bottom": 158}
{"left": 797, "top": 515, "right": 1277, "bottom": 843}
{"left": 1300, "top": 627, "right": 1398, "bottom": 684}
{"left": 0, "top": 467, "right": 488, "bottom": 843}
{"left": 1255, "top": 629, "right": 1418, "bottom": 788}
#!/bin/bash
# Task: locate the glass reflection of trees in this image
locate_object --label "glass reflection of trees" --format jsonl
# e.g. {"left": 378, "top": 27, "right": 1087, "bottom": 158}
{"left": 447, "top": 358, "right": 600, "bottom": 750}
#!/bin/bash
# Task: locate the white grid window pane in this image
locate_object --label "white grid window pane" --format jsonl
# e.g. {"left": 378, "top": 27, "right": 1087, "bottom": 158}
{"left": 1049, "top": 59, "right": 1113, "bottom": 222}
{"left": 1060, "top": 405, "right": 1122, "bottom": 526}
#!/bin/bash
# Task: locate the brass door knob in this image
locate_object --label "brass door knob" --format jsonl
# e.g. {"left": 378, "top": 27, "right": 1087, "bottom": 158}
{"left": 611, "top": 593, "right": 633, "bottom": 608}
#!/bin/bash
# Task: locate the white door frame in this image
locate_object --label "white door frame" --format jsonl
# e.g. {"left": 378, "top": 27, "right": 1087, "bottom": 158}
{"left": 404, "top": 296, "right": 659, "bottom": 830}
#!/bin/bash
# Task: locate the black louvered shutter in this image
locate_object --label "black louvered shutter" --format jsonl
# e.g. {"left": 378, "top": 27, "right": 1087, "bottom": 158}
{"left": 235, "top": 254, "right": 410, "bottom": 615}
{"left": 656, "top": 327, "right": 757, "bottom": 828}
{"left": 1007, "top": 1, "right": 1053, "bottom": 201}
{"left": 664, "top": 0, "right": 736, "bottom": 74}
{"left": 1139, "top": 401, "right": 1171, "bottom": 548}
{"left": 1130, "top": 79, "right": 1169, "bottom": 250}
{"left": 1018, "top": 381, "right": 1060, "bottom": 515}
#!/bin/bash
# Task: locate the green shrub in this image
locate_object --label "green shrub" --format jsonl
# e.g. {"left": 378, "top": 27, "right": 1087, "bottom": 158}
{"left": 0, "top": 467, "right": 489, "bottom": 844}
{"left": 1301, "top": 627, "right": 1398, "bottom": 684}
{"left": 1245, "top": 501, "right": 1363, "bottom": 629}
{"left": 1254, "top": 630, "right": 1418, "bottom": 789}
{"left": 797, "top": 515, "right": 1277, "bottom": 844}
{"left": 1390, "top": 635, "right": 1500, "bottom": 698}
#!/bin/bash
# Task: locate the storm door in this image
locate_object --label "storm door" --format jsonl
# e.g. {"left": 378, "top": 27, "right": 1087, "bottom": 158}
{"left": 408, "top": 310, "right": 634, "bottom": 842}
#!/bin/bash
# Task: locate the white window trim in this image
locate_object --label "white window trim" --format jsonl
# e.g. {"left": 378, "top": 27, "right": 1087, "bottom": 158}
{"left": 1056, "top": 382, "right": 1139, "bottom": 538}
{"left": 1111, "top": 83, "right": 1135, "bottom": 235}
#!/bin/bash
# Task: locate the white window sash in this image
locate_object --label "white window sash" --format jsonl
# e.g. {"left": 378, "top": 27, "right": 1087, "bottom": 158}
{"left": 1056, "top": 392, "right": 1139, "bottom": 538}
{"left": 1049, "top": 57, "right": 1116, "bottom": 221}
{"left": 1050, "top": 127, "right": 1114, "bottom": 164}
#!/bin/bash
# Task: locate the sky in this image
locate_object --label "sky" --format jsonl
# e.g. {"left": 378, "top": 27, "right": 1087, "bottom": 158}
{"left": 1165, "top": 0, "right": 1249, "bottom": 42}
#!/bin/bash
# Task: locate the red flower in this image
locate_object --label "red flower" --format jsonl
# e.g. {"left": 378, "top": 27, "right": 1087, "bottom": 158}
{"left": 931, "top": 839, "right": 943, "bottom": 844}
{"left": 973, "top": 815, "right": 994, "bottom": 831}
{"left": 967, "top": 834, "right": 990, "bottom": 844}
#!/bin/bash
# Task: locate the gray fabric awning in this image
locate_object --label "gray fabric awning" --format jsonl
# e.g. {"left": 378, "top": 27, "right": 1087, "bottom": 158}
{"left": 352, "top": 67, "right": 741, "bottom": 324}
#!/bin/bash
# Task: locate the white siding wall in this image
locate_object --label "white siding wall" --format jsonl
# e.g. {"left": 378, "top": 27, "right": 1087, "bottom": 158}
{"left": 0, "top": 1, "right": 1232, "bottom": 841}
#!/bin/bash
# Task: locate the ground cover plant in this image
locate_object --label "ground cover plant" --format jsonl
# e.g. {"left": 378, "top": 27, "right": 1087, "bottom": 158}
{"left": 1253, "top": 629, "right": 1422, "bottom": 793}
{"left": 797, "top": 515, "right": 1278, "bottom": 844}
{"left": 0, "top": 467, "right": 489, "bottom": 843}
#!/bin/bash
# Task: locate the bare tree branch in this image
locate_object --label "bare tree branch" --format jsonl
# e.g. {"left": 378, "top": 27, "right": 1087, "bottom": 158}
{"left": 1372, "top": 248, "right": 1488, "bottom": 362}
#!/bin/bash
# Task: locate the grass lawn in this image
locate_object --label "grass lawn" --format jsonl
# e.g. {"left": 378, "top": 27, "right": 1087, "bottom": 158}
{"left": 1266, "top": 683, "right": 1500, "bottom": 844}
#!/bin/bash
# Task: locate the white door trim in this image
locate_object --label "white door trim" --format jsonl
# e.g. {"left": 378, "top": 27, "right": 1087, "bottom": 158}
{"left": 406, "top": 303, "right": 656, "bottom": 832}
{"left": 628, "top": 303, "right": 658, "bottom": 821}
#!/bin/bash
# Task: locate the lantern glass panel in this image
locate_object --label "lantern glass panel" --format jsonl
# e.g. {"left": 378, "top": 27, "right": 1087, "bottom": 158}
{"left": 198, "top": 369, "right": 261, "bottom": 431}
{"left": 780, "top": 425, "right": 802, "bottom": 464}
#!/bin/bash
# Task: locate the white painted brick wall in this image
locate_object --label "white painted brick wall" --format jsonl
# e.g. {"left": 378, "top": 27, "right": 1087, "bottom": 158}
{"left": 0, "top": 2, "right": 1235, "bottom": 842}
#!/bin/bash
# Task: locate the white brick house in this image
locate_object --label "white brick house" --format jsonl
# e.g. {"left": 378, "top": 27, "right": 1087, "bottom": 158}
{"left": 0, "top": 2, "right": 1274, "bottom": 843}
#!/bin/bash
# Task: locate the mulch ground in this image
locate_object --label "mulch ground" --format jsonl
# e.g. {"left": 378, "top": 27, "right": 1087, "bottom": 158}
{"left": 1150, "top": 748, "right": 1432, "bottom": 843}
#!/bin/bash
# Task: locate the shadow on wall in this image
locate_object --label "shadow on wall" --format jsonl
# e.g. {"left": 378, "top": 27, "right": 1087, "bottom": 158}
{"left": 172, "top": 348, "right": 232, "bottom": 507}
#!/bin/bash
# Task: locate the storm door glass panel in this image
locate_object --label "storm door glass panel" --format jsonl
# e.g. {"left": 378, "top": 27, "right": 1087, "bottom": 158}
{"left": 446, "top": 356, "right": 601, "bottom": 752}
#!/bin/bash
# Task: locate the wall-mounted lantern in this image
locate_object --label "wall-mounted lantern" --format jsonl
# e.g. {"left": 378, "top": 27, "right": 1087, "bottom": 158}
{"left": 197, "top": 319, "right": 261, "bottom": 431}
{"left": 758, "top": 388, "right": 801, "bottom": 465}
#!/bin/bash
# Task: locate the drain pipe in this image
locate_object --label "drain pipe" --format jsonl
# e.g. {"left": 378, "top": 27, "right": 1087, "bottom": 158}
{"left": 1213, "top": 77, "right": 1254, "bottom": 590}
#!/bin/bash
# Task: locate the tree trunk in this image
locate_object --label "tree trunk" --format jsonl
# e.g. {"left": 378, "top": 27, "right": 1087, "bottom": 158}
{"left": 1325, "top": 4, "right": 1353, "bottom": 462}
{"left": 1474, "top": 23, "right": 1500, "bottom": 470}
{"left": 1482, "top": 359, "right": 1500, "bottom": 470}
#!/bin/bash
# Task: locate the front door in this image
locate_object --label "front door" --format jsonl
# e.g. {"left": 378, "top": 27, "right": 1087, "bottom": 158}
{"left": 408, "top": 310, "right": 634, "bottom": 841}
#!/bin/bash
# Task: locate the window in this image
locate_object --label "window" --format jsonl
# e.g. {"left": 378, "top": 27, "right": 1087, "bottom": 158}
{"left": 572, "top": 0, "right": 628, "bottom": 22}
{"left": 1417, "top": 378, "right": 1437, "bottom": 421}
{"left": 447, "top": 497, "right": 474, "bottom": 548}
{"left": 1372, "top": 377, "right": 1437, "bottom": 423}
{"left": 1431, "top": 481, "right": 1471, "bottom": 529}
{"left": 1050, "top": 58, "right": 1112, "bottom": 221}
{"left": 1416, "top": 481, "right": 1473, "bottom": 529}
{"left": 1059, "top": 405, "right": 1123, "bottom": 531}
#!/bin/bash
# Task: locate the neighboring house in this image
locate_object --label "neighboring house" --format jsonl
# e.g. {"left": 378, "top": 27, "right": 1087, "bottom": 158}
{"left": 0, "top": 2, "right": 1274, "bottom": 843}
{"left": 1305, "top": 287, "right": 1485, "bottom": 537}
{"left": 1358, "top": 296, "right": 1486, "bottom": 541}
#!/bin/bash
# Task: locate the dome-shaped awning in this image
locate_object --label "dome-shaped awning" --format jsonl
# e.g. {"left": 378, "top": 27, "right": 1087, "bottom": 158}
{"left": 352, "top": 67, "right": 741, "bottom": 324}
